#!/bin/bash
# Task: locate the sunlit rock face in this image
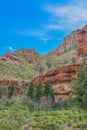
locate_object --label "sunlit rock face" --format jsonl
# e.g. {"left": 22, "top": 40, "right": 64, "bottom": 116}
{"left": 56, "top": 31, "right": 77, "bottom": 54}
{"left": 77, "top": 25, "right": 87, "bottom": 63}
{"left": 33, "top": 65, "right": 81, "bottom": 102}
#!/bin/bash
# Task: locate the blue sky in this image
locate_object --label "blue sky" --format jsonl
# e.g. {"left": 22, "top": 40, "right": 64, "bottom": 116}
{"left": 0, "top": 0, "right": 87, "bottom": 55}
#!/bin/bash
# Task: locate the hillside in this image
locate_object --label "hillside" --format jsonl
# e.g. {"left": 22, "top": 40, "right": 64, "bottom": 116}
{"left": 0, "top": 25, "right": 87, "bottom": 83}
{"left": 0, "top": 49, "right": 42, "bottom": 81}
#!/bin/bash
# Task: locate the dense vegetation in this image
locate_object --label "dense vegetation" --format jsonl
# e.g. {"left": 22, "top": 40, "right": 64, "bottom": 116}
{"left": 72, "top": 63, "right": 87, "bottom": 108}
{"left": 0, "top": 97, "right": 87, "bottom": 130}
{"left": 0, "top": 64, "right": 87, "bottom": 130}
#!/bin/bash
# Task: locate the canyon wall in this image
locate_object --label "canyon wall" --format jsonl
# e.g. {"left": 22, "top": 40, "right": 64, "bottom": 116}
{"left": 77, "top": 25, "right": 87, "bottom": 57}
{"left": 56, "top": 31, "right": 77, "bottom": 54}
{"left": 76, "top": 25, "right": 87, "bottom": 63}
{"left": 33, "top": 65, "right": 81, "bottom": 102}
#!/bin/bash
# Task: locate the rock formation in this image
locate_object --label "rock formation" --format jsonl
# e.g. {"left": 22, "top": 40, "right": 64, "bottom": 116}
{"left": 77, "top": 25, "right": 87, "bottom": 63}
{"left": 33, "top": 65, "right": 81, "bottom": 102}
{"left": 56, "top": 31, "right": 77, "bottom": 54}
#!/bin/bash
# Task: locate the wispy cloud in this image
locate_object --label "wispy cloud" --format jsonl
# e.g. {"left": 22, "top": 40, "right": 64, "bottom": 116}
{"left": 12, "top": 0, "right": 87, "bottom": 44}
{"left": 15, "top": 30, "right": 53, "bottom": 44}
{"left": 40, "top": 35, "right": 53, "bottom": 44}
{"left": 44, "top": 24, "right": 63, "bottom": 30}
{"left": 44, "top": 0, "right": 87, "bottom": 31}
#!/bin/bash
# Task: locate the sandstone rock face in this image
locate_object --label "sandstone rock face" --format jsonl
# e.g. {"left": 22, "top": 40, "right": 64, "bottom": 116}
{"left": 55, "top": 31, "right": 77, "bottom": 54}
{"left": 77, "top": 25, "right": 87, "bottom": 58}
{"left": 33, "top": 65, "right": 81, "bottom": 102}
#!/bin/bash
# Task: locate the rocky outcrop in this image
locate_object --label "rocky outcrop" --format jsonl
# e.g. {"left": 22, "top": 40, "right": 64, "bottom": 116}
{"left": 1, "top": 49, "right": 42, "bottom": 65}
{"left": 55, "top": 25, "right": 87, "bottom": 64}
{"left": 0, "top": 52, "right": 25, "bottom": 67}
{"left": 14, "top": 49, "right": 42, "bottom": 64}
{"left": 0, "top": 80, "right": 29, "bottom": 96}
{"left": 77, "top": 25, "right": 87, "bottom": 57}
{"left": 1, "top": 52, "right": 19, "bottom": 64}
{"left": 76, "top": 25, "right": 87, "bottom": 63}
{"left": 33, "top": 65, "right": 81, "bottom": 102}
{"left": 0, "top": 65, "right": 81, "bottom": 101}
{"left": 56, "top": 31, "right": 77, "bottom": 54}
{"left": 47, "top": 25, "right": 87, "bottom": 63}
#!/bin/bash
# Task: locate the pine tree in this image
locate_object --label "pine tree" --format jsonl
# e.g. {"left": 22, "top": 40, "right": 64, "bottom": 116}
{"left": 73, "top": 65, "right": 87, "bottom": 108}
{"left": 44, "top": 81, "right": 54, "bottom": 113}
{"left": 36, "top": 80, "right": 44, "bottom": 100}
{"left": 27, "top": 81, "right": 35, "bottom": 99}
{"left": 0, "top": 87, "right": 3, "bottom": 97}
{"left": 44, "top": 81, "right": 52, "bottom": 97}
{"left": 8, "top": 85, "right": 14, "bottom": 98}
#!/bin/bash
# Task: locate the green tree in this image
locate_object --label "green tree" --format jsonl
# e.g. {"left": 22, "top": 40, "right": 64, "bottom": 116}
{"left": 36, "top": 80, "right": 44, "bottom": 100}
{"left": 44, "top": 81, "right": 54, "bottom": 113}
{"left": 44, "top": 81, "right": 53, "bottom": 97}
{"left": 72, "top": 65, "right": 87, "bottom": 108}
{"left": 0, "top": 87, "right": 3, "bottom": 97}
{"left": 8, "top": 85, "right": 14, "bottom": 98}
{"left": 27, "top": 81, "right": 35, "bottom": 99}
{"left": 3, "top": 86, "right": 7, "bottom": 95}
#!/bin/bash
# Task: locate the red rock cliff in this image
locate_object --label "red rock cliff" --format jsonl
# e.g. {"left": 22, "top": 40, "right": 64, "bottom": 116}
{"left": 33, "top": 65, "right": 81, "bottom": 102}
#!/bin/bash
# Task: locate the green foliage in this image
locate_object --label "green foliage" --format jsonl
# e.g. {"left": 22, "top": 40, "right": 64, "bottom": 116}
{"left": 0, "top": 86, "right": 7, "bottom": 97}
{"left": 27, "top": 81, "right": 35, "bottom": 99}
{"left": 0, "top": 96, "right": 87, "bottom": 130}
{"left": 32, "top": 107, "right": 87, "bottom": 130}
{"left": 8, "top": 85, "right": 14, "bottom": 98}
{"left": 3, "top": 86, "right": 7, "bottom": 94}
{"left": 0, "top": 87, "right": 3, "bottom": 96}
{"left": 36, "top": 80, "right": 44, "bottom": 100}
{"left": 27, "top": 99, "right": 36, "bottom": 112}
{"left": 44, "top": 81, "right": 53, "bottom": 97}
{"left": 72, "top": 65, "right": 87, "bottom": 108}
{"left": 0, "top": 97, "right": 30, "bottom": 130}
{"left": 0, "top": 57, "right": 39, "bottom": 82}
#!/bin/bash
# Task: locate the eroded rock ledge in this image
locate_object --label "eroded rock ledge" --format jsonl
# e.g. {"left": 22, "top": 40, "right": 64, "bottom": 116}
{"left": 33, "top": 65, "right": 81, "bottom": 102}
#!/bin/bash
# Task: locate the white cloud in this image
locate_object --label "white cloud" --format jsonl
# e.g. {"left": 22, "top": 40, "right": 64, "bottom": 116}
{"left": 4, "top": 46, "right": 15, "bottom": 51}
{"left": 8, "top": 46, "right": 15, "bottom": 51}
{"left": 40, "top": 35, "right": 53, "bottom": 44}
{"left": 45, "top": 0, "right": 87, "bottom": 31}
